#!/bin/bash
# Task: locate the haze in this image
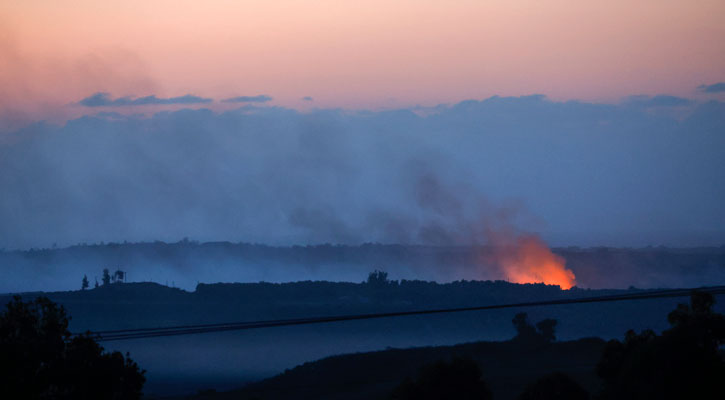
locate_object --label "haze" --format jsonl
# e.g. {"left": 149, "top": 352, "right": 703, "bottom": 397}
{"left": 1, "top": 0, "right": 724, "bottom": 250}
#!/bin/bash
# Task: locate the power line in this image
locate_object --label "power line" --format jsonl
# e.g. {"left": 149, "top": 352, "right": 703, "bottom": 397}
{"left": 79, "top": 285, "right": 725, "bottom": 342}
{"left": 88, "top": 286, "right": 725, "bottom": 341}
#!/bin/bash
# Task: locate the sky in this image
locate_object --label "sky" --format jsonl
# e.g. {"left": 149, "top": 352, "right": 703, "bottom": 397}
{"left": 1, "top": 0, "right": 724, "bottom": 249}
{"left": 2, "top": 1, "right": 725, "bottom": 122}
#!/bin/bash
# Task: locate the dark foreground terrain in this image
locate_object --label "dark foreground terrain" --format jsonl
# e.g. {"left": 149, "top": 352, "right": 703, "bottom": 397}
{"left": 182, "top": 337, "right": 607, "bottom": 400}
{"left": 3, "top": 279, "right": 724, "bottom": 396}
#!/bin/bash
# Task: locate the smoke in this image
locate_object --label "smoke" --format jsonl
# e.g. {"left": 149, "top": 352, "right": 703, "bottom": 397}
{"left": 1, "top": 95, "right": 724, "bottom": 252}
{"left": 0, "top": 22, "right": 158, "bottom": 130}
{"left": 406, "top": 172, "right": 576, "bottom": 287}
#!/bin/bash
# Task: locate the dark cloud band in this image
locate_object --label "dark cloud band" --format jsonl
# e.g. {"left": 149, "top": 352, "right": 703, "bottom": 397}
{"left": 698, "top": 83, "right": 725, "bottom": 93}
{"left": 222, "top": 95, "right": 273, "bottom": 103}
{"left": 624, "top": 95, "right": 693, "bottom": 107}
{"left": 79, "top": 93, "right": 213, "bottom": 107}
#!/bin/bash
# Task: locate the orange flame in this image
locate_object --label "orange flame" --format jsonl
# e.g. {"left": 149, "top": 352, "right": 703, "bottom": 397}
{"left": 487, "top": 233, "right": 576, "bottom": 289}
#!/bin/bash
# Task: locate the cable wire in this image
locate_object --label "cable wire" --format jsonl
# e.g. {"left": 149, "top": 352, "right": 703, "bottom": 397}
{"left": 76, "top": 285, "right": 725, "bottom": 342}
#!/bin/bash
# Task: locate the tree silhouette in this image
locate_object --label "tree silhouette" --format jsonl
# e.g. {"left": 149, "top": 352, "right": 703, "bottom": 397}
{"left": 114, "top": 269, "right": 125, "bottom": 283}
{"left": 535, "top": 319, "right": 557, "bottom": 343}
{"left": 512, "top": 313, "right": 557, "bottom": 344}
{"left": 81, "top": 275, "right": 89, "bottom": 290}
{"left": 512, "top": 313, "right": 538, "bottom": 341}
{"left": 57, "top": 335, "right": 145, "bottom": 399}
{"left": 0, "top": 296, "right": 145, "bottom": 399}
{"left": 597, "top": 291, "right": 725, "bottom": 400}
{"left": 390, "top": 357, "right": 492, "bottom": 400}
{"left": 367, "top": 270, "right": 390, "bottom": 286}
{"left": 517, "top": 372, "right": 589, "bottom": 400}
{"left": 102, "top": 269, "right": 111, "bottom": 286}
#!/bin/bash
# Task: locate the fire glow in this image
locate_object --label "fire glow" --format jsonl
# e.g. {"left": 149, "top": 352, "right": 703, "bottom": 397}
{"left": 487, "top": 233, "right": 576, "bottom": 290}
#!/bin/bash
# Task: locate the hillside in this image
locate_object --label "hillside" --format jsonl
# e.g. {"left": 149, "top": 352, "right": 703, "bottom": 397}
{"left": 181, "top": 337, "right": 608, "bottom": 400}
{"left": 3, "top": 279, "right": 723, "bottom": 397}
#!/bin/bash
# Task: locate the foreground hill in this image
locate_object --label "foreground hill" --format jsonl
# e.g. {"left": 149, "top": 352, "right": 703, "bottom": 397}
{"left": 3, "top": 279, "right": 723, "bottom": 397}
{"left": 181, "top": 337, "right": 607, "bottom": 400}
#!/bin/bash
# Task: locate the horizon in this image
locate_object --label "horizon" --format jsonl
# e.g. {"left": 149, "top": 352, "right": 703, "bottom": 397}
{"left": 2, "top": 0, "right": 724, "bottom": 290}
{"left": 6, "top": 238, "right": 725, "bottom": 253}
{"left": 3, "top": 241, "right": 724, "bottom": 293}
{"left": 3, "top": 2, "right": 725, "bottom": 396}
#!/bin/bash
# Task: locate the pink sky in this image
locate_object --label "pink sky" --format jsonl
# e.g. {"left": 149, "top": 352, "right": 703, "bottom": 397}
{"left": 1, "top": 0, "right": 724, "bottom": 124}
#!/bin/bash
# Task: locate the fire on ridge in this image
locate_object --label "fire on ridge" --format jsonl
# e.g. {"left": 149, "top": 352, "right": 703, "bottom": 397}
{"left": 485, "top": 233, "right": 577, "bottom": 290}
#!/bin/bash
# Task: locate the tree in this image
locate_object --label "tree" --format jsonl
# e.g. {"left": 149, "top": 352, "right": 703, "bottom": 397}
{"left": 0, "top": 296, "right": 145, "bottom": 399}
{"left": 81, "top": 275, "right": 89, "bottom": 290}
{"left": 367, "top": 270, "right": 390, "bottom": 286}
{"left": 512, "top": 313, "right": 557, "bottom": 344}
{"left": 390, "top": 357, "right": 492, "bottom": 400}
{"left": 597, "top": 291, "right": 725, "bottom": 400}
{"left": 102, "top": 269, "right": 111, "bottom": 286}
{"left": 58, "top": 335, "right": 145, "bottom": 399}
{"left": 518, "top": 372, "right": 589, "bottom": 400}
{"left": 535, "top": 319, "right": 557, "bottom": 343}
{"left": 512, "top": 313, "right": 538, "bottom": 341}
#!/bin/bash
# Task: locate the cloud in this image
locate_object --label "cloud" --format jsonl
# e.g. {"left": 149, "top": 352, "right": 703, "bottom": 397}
{"left": 221, "top": 95, "right": 273, "bottom": 103}
{"left": 302, "top": 96, "right": 314, "bottom": 102}
{"left": 78, "top": 92, "right": 212, "bottom": 107}
{"left": 624, "top": 95, "right": 693, "bottom": 107}
{"left": 698, "top": 82, "right": 725, "bottom": 93}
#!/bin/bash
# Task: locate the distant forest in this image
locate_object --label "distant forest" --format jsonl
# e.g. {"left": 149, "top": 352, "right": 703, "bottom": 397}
{"left": 2, "top": 241, "right": 725, "bottom": 292}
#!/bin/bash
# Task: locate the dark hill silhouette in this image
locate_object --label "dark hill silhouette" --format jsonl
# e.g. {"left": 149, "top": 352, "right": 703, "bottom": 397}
{"left": 517, "top": 372, "right": 589, "bottom": 400}
{"left": 2, "top": 280, "right": 724, "bottom": 397}
{"left": 390, "top": 357, "right": 493, "bottom": 400}
{"left": 171, "top": 292, "right": 725, "bottom": 400}
{"left": 180, "top": 336, "right": 606, "bottom": 400}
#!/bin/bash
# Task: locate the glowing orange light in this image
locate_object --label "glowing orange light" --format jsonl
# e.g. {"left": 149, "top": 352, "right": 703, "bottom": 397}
{"left": 486, "top": 234, "right": 576, "bottom": 289}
